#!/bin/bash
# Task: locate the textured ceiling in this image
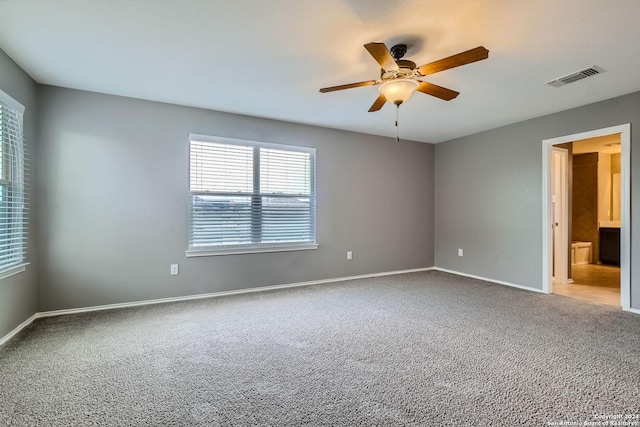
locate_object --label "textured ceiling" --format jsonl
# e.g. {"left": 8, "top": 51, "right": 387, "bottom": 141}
{"left": 573, "top": 135, "right": 621, "bottom": 155}
{"left": 1, "top": 0, "right": 640, "bottom": 143}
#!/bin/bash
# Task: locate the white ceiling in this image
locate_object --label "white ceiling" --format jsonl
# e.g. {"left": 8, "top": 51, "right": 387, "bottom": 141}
{"left": 1, "top": 0, "right": 640, "bottom": 143}
{"left": 573, "top": 134, "right": 621, "bottom": 154}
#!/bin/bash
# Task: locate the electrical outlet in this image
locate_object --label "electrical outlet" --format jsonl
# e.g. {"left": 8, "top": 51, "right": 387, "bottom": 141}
{"left": 458, "top": 249, "right": 463, "bottom": 257}
{"left": 170, "top": 264, "right": 179, "bottom": 275}
{"left": 492, "top": 254, "right": 498, "bottom": 262}
{"left": 347, "top": 251, "right": 353, "bottom": 260}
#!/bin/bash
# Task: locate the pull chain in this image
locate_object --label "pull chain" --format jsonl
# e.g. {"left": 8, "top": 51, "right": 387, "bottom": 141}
{"left": 395, "top": 104, "right": 400, "bottom": 142}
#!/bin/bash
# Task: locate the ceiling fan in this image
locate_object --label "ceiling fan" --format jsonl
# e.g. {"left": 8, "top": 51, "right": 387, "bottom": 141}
{"left": 319, "top": 43, "right": 489, "bottom": 112}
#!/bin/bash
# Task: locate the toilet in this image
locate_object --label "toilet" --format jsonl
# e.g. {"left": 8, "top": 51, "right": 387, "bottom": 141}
{"left": 571, "top": 241, "right": 592, "bottom": 266}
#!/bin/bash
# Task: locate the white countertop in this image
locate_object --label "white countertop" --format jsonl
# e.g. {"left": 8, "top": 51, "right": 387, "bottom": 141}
{"left": 599, "top": 221, "right": 621, "bottom": 228}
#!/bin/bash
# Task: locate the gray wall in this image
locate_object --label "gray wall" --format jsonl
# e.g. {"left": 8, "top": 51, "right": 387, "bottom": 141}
{"left": 0, "top": 50, "right": 38, "bottom": 338}
{"left": 36, "top": 86, "right": 435, "bottom": 311}
{"left": 435, "top": 91, "right": 639, "bottom": 309}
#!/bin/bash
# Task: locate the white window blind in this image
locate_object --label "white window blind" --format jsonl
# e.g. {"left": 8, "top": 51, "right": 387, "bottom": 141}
{"left": 0, "top": 90, "right": 27, "bottom": 273}
{"left": 188, "top": 135, "right": 316, "bottom": 255}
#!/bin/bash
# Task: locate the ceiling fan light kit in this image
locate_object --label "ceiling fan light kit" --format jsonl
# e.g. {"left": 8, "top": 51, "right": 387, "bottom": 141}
{"left": 378, "top": 79, "right": 419, "bottom": 106}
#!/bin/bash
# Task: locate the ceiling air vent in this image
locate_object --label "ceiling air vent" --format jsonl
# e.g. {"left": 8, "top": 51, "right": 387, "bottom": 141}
{"left": 546, "top": 66, "right": 605, "bottom": 88}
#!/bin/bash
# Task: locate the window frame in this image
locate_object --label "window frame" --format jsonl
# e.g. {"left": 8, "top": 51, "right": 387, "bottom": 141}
{"left": 0, "top": 88, "right": 28, "bottom": 280}
{"left": 186, "top": 134, "right": 318, "bottom": 257}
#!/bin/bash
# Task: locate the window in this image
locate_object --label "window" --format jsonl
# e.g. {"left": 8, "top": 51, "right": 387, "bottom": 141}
{"left": 188, "top": 134, "right": 316, "bottom": 256}
{"left": 0, "top": 89, "right": 27, "bottom": 276}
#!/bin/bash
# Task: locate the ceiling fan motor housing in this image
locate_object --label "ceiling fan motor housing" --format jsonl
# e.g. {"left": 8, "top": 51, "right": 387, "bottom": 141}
{"left": 381, "top": 59, "right": 417, "bottom": 80}
{"left": 379, "top": 44, "right": 417, "bottom": 81}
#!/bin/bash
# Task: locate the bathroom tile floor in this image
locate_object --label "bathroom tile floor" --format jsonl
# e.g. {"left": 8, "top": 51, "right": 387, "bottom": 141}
{"left": 553, "top": 264, "right": 620, "bottom": 307}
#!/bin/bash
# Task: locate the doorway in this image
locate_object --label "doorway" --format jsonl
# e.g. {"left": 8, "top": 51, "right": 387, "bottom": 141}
{"left": 542, "top": 124, "right": 630, "bottom": 311}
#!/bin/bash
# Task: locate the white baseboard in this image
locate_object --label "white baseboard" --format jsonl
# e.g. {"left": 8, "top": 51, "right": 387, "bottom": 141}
{"left": 1, "top": 266, "right": 435, "bottom": 345}
{"left": 0, "top": 313, "right": 38, "bottom": 347}
{"left": 627, "top": 307, "right": 640, "bottom": 315}
{"left": 37, "top": 266, "right": 435, "bottom": 319}
{"left": 433, "top": 267, "right": 547, "bottom": 294}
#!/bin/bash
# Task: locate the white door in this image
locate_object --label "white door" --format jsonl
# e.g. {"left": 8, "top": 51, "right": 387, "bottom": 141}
{"left": 552, "top": 147, "right": 569, "bottom": 283}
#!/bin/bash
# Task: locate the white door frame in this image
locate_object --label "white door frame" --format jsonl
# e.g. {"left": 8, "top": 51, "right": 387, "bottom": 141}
{"left": 552, "top": 147, "right": 569, "bottom": 284}
{"left": 542, "top": 123, "right": 631, "bottom": 311}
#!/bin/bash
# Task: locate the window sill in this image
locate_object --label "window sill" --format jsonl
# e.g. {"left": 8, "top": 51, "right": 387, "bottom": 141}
{"left": 0, "top": 263, "right": 29, "bottom": 281}
{"left": 186, "top": 244, "right": 318, "bottom": 257}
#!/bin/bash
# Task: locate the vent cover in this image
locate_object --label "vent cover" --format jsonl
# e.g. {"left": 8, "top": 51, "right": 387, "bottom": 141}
{"left": 546, "top": 66, "right": 605, "bottom": 88}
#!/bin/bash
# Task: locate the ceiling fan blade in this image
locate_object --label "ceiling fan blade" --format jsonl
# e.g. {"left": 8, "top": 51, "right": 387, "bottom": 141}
{"left": 417, "top": 46, "right": 489, "bottom": 76}
{"left": 368, "top": 94, "right": 387, "bottom": 112}
{"left": 364, "top": 42, "right": 399, "bottom": 71}
{"left": 319, "top": 80, "right": 379, "bottom": 93}
{"left": 417, "top": 81, "right": 460, "bottom": 101}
